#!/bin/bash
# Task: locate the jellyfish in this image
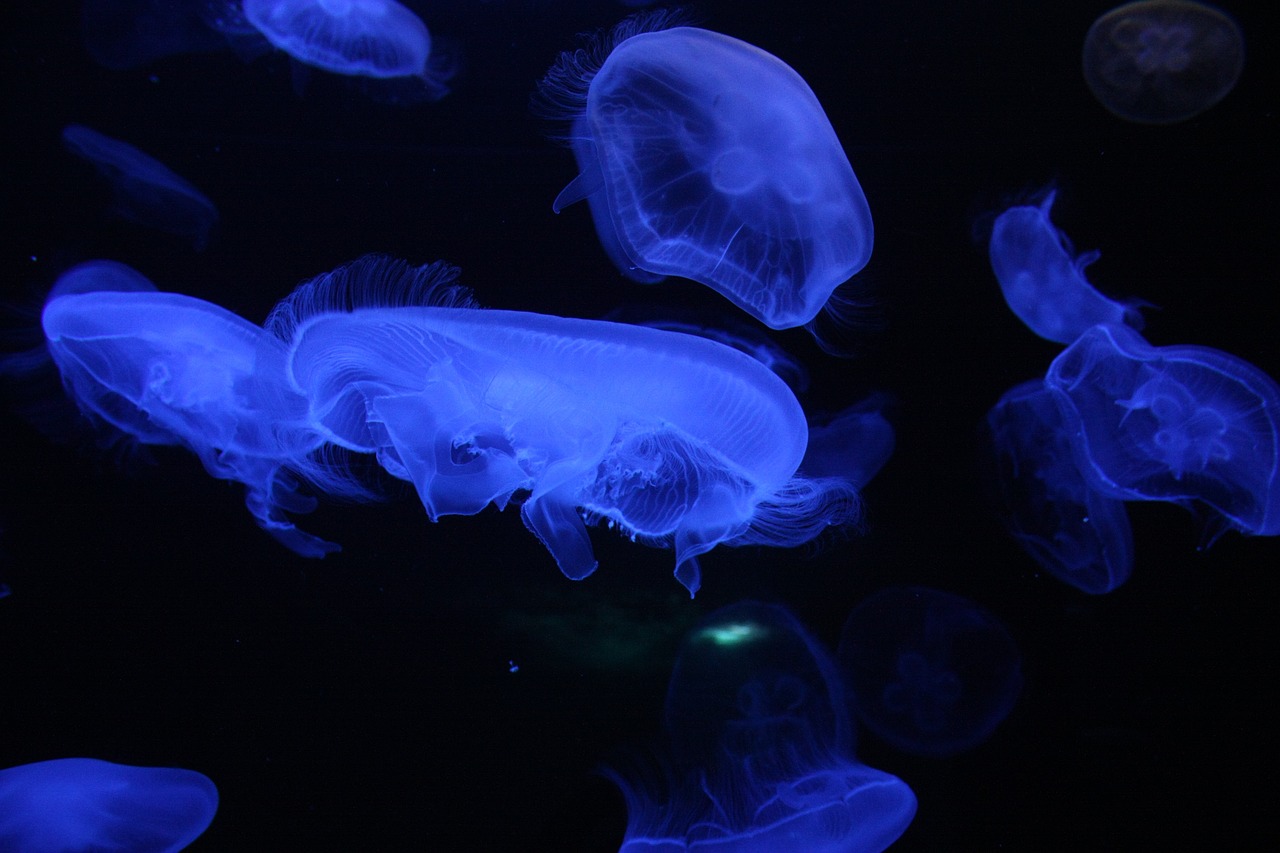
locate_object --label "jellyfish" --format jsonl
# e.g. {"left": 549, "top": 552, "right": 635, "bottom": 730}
{"left": 62, "top": 124, "right": 219, "bottom": 251}
{"left": 605, "top": 602, "right": 917, "bottom": 851}
{"left": 0, "top": 758, "right": 217, "bottom": 853}
{"left": 269, "top": 255, "right": 861, "bottom": 594}
{"left": 1082, "top": 0, "right": 1245, "bottom": 124}
{"left": 80, "top": 0, "right": 235, "bottom": 69}
{"left": 839, "top": 587, "right": 1024, "bottom": 758}
{"left": 986, "top": 380, "right": 1134, "bottom": 594}
{"left": 243, "top": 0, "right": 431, "bottom": 78}
{"left": 799, "top": 394, "right": 896, "bottom": 492}
{"left": 534, "top": 13, "right": 873, "bottom": 335}
{"left": 988, "top": 191, "right": 1143, "bottom": 345}
{"left": 1045, "top": 323, "right": 1280, "bottom": 537}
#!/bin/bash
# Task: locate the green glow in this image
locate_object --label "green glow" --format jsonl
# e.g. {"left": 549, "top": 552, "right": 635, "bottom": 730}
{"left": 697, "top": 621, "right": 763, "bottom": 646}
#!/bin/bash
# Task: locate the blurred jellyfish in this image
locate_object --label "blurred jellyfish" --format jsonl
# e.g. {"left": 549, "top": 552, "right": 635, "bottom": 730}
{"left": 1045, "top": 323, "right": 1280, "bottom": 536}
{"left": 799, "top": 394, "right": 896, "bottom": 492}
{"left": 62, "top": 124, "right": 219, "bottom": 251}
{"left": 270, "top": 255, "right": 861, "bottom": 594}
{"left": 988, "top": 191, "right": 1143, "bottom": 345}
{"left": 80, "top": 0, "right": 234, "bottom": 69}
{"left": 986, "top": 380, "right": 1134, "bottom": 594}
{"left": 839, "top": 587, "right": 1023, "bottom": 758}
{"left": 534, "top": 13, "right": 873, "bottom": 339}
{"left": 0, "top": 758, "right": 217, "bottom": 853}
{"left": 606, "top": 602, "right": 917, "bottom": 851}
{"left": 1083, "top": 0, "right": 1245, "bottom": 124}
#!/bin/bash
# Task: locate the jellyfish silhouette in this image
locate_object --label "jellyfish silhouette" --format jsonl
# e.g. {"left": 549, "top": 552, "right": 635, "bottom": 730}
{"left": 1045, "top": 323, "right": 1280, "bottom": 536}
{"left": 0, "top": 758, "right": 217, "bottom": 853}
{"left": 988, "top": 191, "right": 1143, "bottom": 345}
{"left": 269, "top": 255, "right": 860, "bottom": 594}
{"left": 62, "top": 124, "right": 219, "bottom": 251}
{"left": 839, "top": 587, "right": 1023, "bottom": 757}
{"left": 986, "top": 380, "right": 1134, "bottom": 594}
{"left": 605, "top": 602, "right": 917, "bottom": 851}
{"left": 1083, "top": 0, "right": 1245, "bottom": 124}
{"left": 534, "top": 13, "right": 873, "bottom": 336}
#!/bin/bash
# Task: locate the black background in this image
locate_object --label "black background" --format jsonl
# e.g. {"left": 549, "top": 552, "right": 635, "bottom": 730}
{"left": 2, "top": 1, "right": 1277, "bottom": 849}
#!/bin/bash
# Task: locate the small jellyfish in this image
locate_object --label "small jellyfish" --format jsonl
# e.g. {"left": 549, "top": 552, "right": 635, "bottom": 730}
{"left": 80, "top": 0, "right": 234, "bottom": 69}
{"left": 988, "top": 191, "right": 1142, "bottom": 345}
{"left": 799, "top": 394, "right": 896, "bottom": 492}
{"left": 62, "top": 124, "right": 219, "bottom": 251}
{"left": 244, "top": 0, "right": 431, "bottom": 78}
{"left": 605, "top": 602, "right": 917, "bottom": 851}
{"left": 986, "top": 380, "right": 1134, "bottom": 594}
{"left": 0, "top": 758, "right": 217, "bottom": 853}
{"left": 1083, "top": 0, "right": 1245, "bottom": 124}
{"left": 1045, "top": 323, "right": 1280, "bottom": 536}
{"left": 534, "top": 13, "right": 873, "bottom": 335}
{"left": 840, "top": 587, "right": 1023, "bottom": 758}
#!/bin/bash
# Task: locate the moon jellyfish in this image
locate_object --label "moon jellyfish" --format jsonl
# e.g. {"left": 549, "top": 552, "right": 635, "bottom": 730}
{"left": 270, "top": 256, "right": 860, "bottom": 594}
{"left": 62, "top": 124, "right": 218, "bottom": 251}
{"left": 0, "top": 758, "right": 217, "bottom": 853}
{"left": 244, "top": 0, "right": 430, "bottom": 78}
{"left": 534, "top": 13, "right": 873, "bottom": 334}
{"left": 605, "top": 602, "right": 917, "bottom": 851}
{"left": 799, "top": 395, "right": 896, "bottom": 492}
{"left": 41, "top": 260, "right": 340, "bottom": 556}
{"left": 839, "top": 587, "right": 1023, "bottom": 758}
{"left": 1045, "top": 323, "right": 1280, "bottom": 536}
{"left": 986, "top": 380, "right": 1133, "bottom": 594}
{"left": 1083, "top": 0, "right": 1245, "bottom": 124}
{"left": 988, "top": 191, "right": 1142, "bottom": 345}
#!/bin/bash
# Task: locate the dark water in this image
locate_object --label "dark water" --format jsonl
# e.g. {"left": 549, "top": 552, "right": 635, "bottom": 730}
{"left": 2, "top": 1, "right": 1276, "bottom": 849}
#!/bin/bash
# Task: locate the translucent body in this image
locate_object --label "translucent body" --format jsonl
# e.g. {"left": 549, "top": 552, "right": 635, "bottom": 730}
{"left": 0, "top": 758, "right": 217, "bottom": 853}
{"left": 839, "top": 587, "right": 1023, "bottom": 757}
{"left": 987, "top": 380, "right": 1133, "bottom": 594}
{"left": 243, "top": 0, "right": 431, "bottom": 78}
{"left": 62, "top": 124, "right": 218, "bottom": 251}
{"left": 799, "top": 395, "right": 896, "bottom": 492}
{"left": 988, "top": 192, "right": 1140, "bottom": 344}
{"left": 271, "top": 257, "right": 859, "bottom": 594}
{"left": 1046, "top": 323, "right": 1280, "bottom": 536}
{"left": 607, "top": 602, "right": 917, "bottom": 851}
{"left": 536, "top": 19, "right": 872, "bottom": 330}
{"left": 1083, "top": 0, "right": 1244, "bottom": 124}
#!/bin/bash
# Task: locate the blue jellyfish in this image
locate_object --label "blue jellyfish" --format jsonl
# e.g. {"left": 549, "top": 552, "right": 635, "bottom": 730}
{"left": 799, "top": 394, "right": 896, "bottom": 492}
{"left": 986, "top": 380, "right": 1134, "bottom": 594}
{"left": 1045, "top": 323, "right": 1280, "bottom": 537}
{"left": 0, "top": 758, "right": 217, "bottom": 853}
{"left": 1083, "top": 0, "right": 1245, "bottom": 124}
{"left": 62, "top": 124, "right": 219, "bottom": 251}
{"left": 839, "top": 587, "right": 1023, "bottom": 758}
{"left": 988, "top": 191, "right": 1142, "bottom": 345}
{"left": 534, "top": 13, "right": 873, "bottom": 334}
{"left": 41, "top": 260, "right": 342, "bottom": 556}
{"left": 243, "top": 0, "right": 432, "bottom": 78}
{"left": 269, "top": 256, "right": 861, "bottom": 594}
{"left": 605, "top": 602, "right": 917, "bottom": 851}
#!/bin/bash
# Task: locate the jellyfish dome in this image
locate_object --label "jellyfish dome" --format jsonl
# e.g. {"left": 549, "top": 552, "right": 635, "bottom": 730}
{"left": 535, "top": 14, "right": 873, "bottom": 332}
{"left": 243, "top": 0, "right": 432, "bottom": 78}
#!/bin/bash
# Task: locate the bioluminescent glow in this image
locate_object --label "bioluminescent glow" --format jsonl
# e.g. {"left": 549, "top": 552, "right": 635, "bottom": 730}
{"left": 800, "top": 395, "right": 896, "bottom": 492}
{"left": 243, "top": 0, "right": 432, "bottom": 78}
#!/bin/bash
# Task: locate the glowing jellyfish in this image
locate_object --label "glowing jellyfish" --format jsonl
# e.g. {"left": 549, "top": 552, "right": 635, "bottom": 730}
{"left": 269, "top": 256, "right": 861, "bottom": 594}
{"left": 605, "top": 602, "right": 917, "bottom": 851}
{"left": 986, "top": 380, "right": 1133, "bottom": 594}
{"left": 41, "top": 260, "right": 340, "bottom": 556}
{"left": 0, "top": 758, "right": 217, "bottom": 853}
{"left": 988, "top": 191, "right": 1143, "bottom": 345}
{"left": 1045, "top": 323, "right": 1280, "bottom": 536}
{"left": 534, "top": 13, "right": 873, "bottom": 333}
{"left": 62, "top": 124, "right": 218, "bottom": 251}
{"left": 1083, "top": 0, "right": 1245, "bottom": 124}
{"left": 839, "top": 587, "right": 1023, "bottom": 758}
{"left": 243, "top": 0, "right": 432, "bottom": 78}
{"left": 799, "top": 394, "right": 896, "bottom": 492}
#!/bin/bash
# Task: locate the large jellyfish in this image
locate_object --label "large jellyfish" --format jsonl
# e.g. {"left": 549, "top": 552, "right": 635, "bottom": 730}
{"left": 0, "top": 758, "right": 217, "bottom": 853}
{"left": 534, "top": 13, "right": 873, "bottom": 335}
{"left": 605, "top": 602, "right": 917, "bottom": 851}
{"left": 269, "top": 256, "right": 861, "bottom": 594}
{"left": 839, "top": 587, "right": 1024, "bottom": 758}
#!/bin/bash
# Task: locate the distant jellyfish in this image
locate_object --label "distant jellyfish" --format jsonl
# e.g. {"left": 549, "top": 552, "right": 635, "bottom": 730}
{"left": 799, "top": 394, "right": 896, "bottom": 492}
{"left": 605, "top": 602, "right": 917, "bottom": 851}
{"left": 988, "top": 191, "right": 1143, "bottom": 345}
{"left": 62, "top": 124, "right": 219, "bottom": 251}
{"left": 80, "top": 0, "right": 234, "bottom": 69}
{"left": 986, "top": 380, "right": 1134, "bottom": 594}
{"left": 1083, "top": 0, "right": 1245, "bottom": 124}
{"left": 0, "top": 758, "right": 217, "bottom": 853}
{"left": 534, "top": 13, "right": 873, "bottom": 337}
{"left": 245, "top": 0, "right": 425, "bottom": 75}
{"left": 840, "top": 587, "right": 1023, "bottom": 758}
{"left": 1045, "top": 323, "right": 1280, "bottom": 536}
